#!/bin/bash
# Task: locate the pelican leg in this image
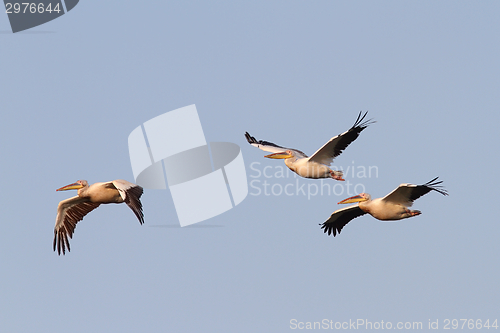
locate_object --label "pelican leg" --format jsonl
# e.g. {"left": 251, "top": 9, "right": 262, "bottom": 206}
{"left": 405, "top": 208, "right": 421, "bottom": 217}
{"left": 410, "top": 210, "right": 421, "bottom": 216}
{"left": 330, "top": 170, "right": 345, "bottom": 181}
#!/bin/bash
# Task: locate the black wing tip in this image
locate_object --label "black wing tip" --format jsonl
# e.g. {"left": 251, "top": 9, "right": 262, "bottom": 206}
{"left": 133, "top": 208, "right": 144, "bottom": 225}
{"left": 54, "top": 229, "right": 70, "bottom": 256}
{"left": 319, "top": 222, "right": 339, "bottom": 237}
{"left": 423, "top": 177, "right": 449, "bottom": 196}
{"left": 124, "top": 186, "right": 145, "bottom": 225}
{"left": 244, "top": 131, "right": 257, "bottom": 144}
{"left": 132, "top": 204, "right": 145, "bottom": 225}
{"left": 352, "top": 111, "right": 376, "bottom": 130}
{"left": 138, "top": 211, "right": 145, "bottom": 225}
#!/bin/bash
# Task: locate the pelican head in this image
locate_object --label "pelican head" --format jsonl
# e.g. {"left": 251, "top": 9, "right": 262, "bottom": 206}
{"left": 264, "top": 150, "right": 295, "bottom": 159}
{"left": 338, "top": 193, "right": 371, "bottom": 204}
{"left": 56, "top": 180, "right": 88, "bottom": 191}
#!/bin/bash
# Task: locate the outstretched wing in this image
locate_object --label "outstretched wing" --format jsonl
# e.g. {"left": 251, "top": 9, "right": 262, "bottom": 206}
{"left": 53, "top": 196, "right": 100, "bottom": 255}
{"left": 112, "top": 180, "right": 144, "bottom": 225}
{"left": 382, "top": 177, "right": 448, "bottom": 207}
{"left": 320, "top": 205, "right": 367, "bottom": 237}
{"left": 244, "top": 132, "right": 307, "bottom": 158}
{"left": 308, "top": 111, "right": 374, "bottom": 165}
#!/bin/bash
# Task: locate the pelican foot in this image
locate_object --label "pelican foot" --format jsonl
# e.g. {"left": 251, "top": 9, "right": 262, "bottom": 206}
{"left": 410, "top": 210, "right": 421, "bottom": 216}
{"left": 330, "top": 170, "right": 345, "bottom": 181}
{"left": 405, "top": 208, "right": 421, "bottom": 217}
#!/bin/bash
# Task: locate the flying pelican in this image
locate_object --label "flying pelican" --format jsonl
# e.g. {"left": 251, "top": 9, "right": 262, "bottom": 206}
{"left": 54, "top": 179, "right": 144, "bottom": 255}
{"left": 245, "top": 111, "right": 374, "bottom": 181}
{"left": 320, "top": 177, "right": 448, "bottom": 236}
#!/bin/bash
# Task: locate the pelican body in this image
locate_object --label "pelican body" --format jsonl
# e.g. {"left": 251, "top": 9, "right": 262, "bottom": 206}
{"left": 245, "top": 111, "right": 374, "bottom": 181}
{"left": 54, "top": 179, "right": 144, "bottom": 255}
{"left": 320, "top": 177, "right": 448, "bottom": 236}
{"left": 283, "top": 156, "right": 334, "bottom": 179}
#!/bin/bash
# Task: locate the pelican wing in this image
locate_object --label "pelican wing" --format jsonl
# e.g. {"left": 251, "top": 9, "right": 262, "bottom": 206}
{"left": 53, "top": 196, "right": 100, "bottom": 255}
{"left": 382, "top": 177, "right": 448, "bottom": 207}
{"left": 245, "top": 132, "right": 307, "bottom": 158}
{"left": 308, "top": 111, "right": 374, "bottom": 165}
{"left": 320, "top": 205, "right": 367, "bottom": 236}
{"left": 111, "top": 180, "right": 144, "bottom": 225}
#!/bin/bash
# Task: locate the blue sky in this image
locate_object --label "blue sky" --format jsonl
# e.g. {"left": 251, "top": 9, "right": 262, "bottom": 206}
{"left": 1, "top": 1, "right": 499, "bottom": 332}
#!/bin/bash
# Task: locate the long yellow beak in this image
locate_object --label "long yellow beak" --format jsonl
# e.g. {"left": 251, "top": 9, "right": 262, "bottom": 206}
{"left": 56, "top": 182, "right": 84, "bottom": 191}
{"left": 338, "top": 195, "right": 368, "bottom": 204}
{"left": 264, "top": 152, "right": 294, "bottom": 159}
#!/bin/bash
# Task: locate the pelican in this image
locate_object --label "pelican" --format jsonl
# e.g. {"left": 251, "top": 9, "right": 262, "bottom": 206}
{"left": 245, "top": 111, "right": 374, "bottom": 180}
{"left": 54, "top": 179, "right": 144, "bottom": 255}
{"left": 320, "top": 177, "right": 448, "bottom": 236}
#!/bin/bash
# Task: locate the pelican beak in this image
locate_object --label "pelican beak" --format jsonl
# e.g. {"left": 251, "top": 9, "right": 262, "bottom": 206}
{"left": 264, "top": 152, "right": 294, "bottom": 159}
{"left": 338, "top": 195, "right": 368, "bottom": 204}
{"left": 56, "top": 182, "right": 84, "bottom": 191}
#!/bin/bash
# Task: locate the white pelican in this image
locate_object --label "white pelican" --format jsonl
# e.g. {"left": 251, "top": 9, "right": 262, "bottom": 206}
{"left": 245, "top": 111, "right": 374, "bottom": 180}
{"left": 320, "top": 177, "right": 448, "bottom": 236}
{"left": 54, "top": 179, "right": 144, "bottom": 255}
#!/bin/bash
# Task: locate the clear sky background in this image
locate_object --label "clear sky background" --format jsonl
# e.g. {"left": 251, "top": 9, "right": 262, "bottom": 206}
{"left": 1, "top": 1, "right": 499, "bottom": 332}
